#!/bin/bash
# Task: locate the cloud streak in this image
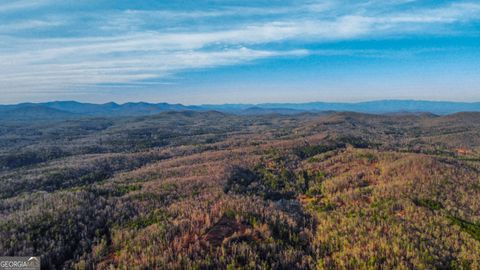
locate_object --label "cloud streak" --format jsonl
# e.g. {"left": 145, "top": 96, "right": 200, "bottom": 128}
{"left": 0, "top": 0, "right": 51, "bottom": 13}
{"left": 0, "top": 0, "right": 479, "bottom": 101}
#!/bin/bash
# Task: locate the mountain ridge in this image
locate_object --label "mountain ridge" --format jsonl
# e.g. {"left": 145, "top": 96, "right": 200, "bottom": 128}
{"left": 1, "top": 100, "right": 480, "bottom": 120}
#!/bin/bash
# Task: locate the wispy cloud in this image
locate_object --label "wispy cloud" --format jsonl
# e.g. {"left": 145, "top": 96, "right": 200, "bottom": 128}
{"left": 0, "top": 0, "right": 51, "bottom": 13}
{"left": 0, "top": 0, "right": 479, "bottom": 101}
{"left": 0, "top": 44, "right": 308, "bottom": 93}
{"left": 0, "top": 19, "right": 62, "bottom": 33}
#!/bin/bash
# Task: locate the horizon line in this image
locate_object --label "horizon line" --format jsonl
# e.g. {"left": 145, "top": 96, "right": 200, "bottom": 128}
{"left": 2, "top": 99, "right": 480, "bottom": 107}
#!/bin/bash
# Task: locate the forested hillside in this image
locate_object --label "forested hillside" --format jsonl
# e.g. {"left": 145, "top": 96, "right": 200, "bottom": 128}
{"left": 1, "top": 111, "right": 479, "bottom": 269}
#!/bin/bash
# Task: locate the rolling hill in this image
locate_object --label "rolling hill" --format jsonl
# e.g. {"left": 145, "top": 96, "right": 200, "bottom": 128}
{"left": 0, "top": 111, "right": 479, "bottom": 269}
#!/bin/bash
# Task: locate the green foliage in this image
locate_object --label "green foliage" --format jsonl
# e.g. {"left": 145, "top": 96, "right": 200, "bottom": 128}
{"left": 358, "top": 152, "right": 378, "bottom": 163}
{"left": 412, "top": 197, "right": 444, "bottom": 211}
{"left": 309, "top": 201, "right": 335, "bottom": 212}
{"left": 126, "top": 210, "right": 168, "bottom": 230}
{"left": 447, "top": 215, "right": 480, "bottom": 242}
{"left": 294, "top": 144, "right": 338, "bottom": 159}
{"left": 337, "top": 136, "right": 378, "bottom": 149}
{"left": 115, "top": 184, "right": 142, "bottom": 196}
{"left": 224, "top": 208, "right": 236, "bottom": 219}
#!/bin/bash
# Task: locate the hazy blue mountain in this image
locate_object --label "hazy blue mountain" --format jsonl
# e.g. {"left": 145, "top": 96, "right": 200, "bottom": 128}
{"left": 238, "top": 107, "right": 306, "bottom": 115}
{"left": 41, "top": 101, "right": 202, "bottom": 116}
{"left": 44, "top": 101, "right": 119, "bottom": 115}
{"left": 203, "top": 100, "right": 480, "bottom": 115}
{"left": 0, "top": 100, "right": 479, "bottom": 120}
{"left": 252, "top": 100, "right": 480, "bottom": 114}
{"left": 0, "top": 104, "right": 78, "bottom": 121}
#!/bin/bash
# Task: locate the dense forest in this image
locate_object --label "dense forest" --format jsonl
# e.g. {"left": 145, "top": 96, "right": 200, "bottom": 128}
{"left": 0, "top": 111, "right": 479, "bottom": 269}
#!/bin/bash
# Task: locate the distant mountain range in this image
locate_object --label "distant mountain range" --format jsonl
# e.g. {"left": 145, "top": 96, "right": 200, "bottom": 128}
{"left": 1, "top": 100, "right": 479, "bottom": 120}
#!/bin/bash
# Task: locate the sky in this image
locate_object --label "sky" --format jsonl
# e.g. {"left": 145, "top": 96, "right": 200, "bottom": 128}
{"left": 0, "top": 0, "right": 479, "bottom": 104}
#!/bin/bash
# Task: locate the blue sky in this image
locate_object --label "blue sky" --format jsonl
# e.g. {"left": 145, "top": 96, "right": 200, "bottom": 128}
{"left": 0, "top": 0, "right": 479, "bottom": 104}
